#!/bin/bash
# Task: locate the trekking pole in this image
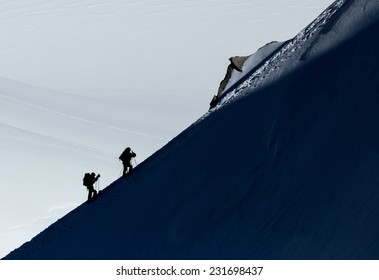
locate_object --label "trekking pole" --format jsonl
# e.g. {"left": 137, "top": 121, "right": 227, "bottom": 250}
{"left": 133, "top": 158, "right": 138, "bottom": 166}
{"left": 96, "top": 177, "right": 100, "bottom": 192}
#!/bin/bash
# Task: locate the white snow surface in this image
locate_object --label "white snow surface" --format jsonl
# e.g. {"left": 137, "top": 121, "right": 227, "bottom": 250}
{"left": 0, "top": 0, "right": 333, "bottom": 99}
{"left": 4, "top": 0, "right": 379, "bottom": 259}
{"left": 0, "top": 79, "right": 169, "bottom": 257}
{"left": 0, "top": 0, "right": 334, "bottom": 258}
{"left": 221, "top": 41, "right": 288, "bottom": 94}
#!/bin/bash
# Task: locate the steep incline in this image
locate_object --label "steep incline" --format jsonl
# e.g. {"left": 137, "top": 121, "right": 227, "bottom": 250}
{"left": 5, "top": 0, "right": 379, "bottom": 259}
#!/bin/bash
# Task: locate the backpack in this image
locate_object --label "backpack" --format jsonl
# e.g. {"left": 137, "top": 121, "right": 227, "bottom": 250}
{"left": 83, "top": 173, "right": 92, "bottom": 187}
{"left": 119, "top": 148, "right": 130, "bottom": 161}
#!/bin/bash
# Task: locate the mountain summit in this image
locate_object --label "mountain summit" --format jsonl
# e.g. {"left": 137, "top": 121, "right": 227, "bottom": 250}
{"left": 4, "top": 0, "right": 379, "bottom": 259}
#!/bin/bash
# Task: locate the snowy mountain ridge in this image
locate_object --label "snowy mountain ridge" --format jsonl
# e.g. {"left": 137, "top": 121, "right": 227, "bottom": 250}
{"left": 218, "top": 0, "right": 346, "bottom": 107}
{"left": 5, "top": 0, "right": 379, "bottom": 259}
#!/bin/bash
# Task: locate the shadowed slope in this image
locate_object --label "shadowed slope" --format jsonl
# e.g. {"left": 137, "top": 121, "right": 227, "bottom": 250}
{"left": 4, "top": 0, "right": 379, "bottom": 260}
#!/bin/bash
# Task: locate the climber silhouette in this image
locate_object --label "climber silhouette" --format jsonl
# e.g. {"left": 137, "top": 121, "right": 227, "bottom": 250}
{"left": 83, "top": 172, "right": 100, "bottom": 202}
{"left": 119, "top": 147, "right": 136, "bottom": 177}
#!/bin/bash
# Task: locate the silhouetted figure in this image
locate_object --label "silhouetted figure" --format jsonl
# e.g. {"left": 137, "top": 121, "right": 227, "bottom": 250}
{"left": 119, "top": 147, "right": 136, "bottom": 177}
{"left": 83, "top": 172, "right": 100, "bottom": 202}
{"left": 209, "top": 95, "right": 219, "bottom": 110}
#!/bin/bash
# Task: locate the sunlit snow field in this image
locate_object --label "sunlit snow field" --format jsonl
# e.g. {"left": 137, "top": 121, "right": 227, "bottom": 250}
{"left": 0, "top": 0, "right": 332, "bottom": 258}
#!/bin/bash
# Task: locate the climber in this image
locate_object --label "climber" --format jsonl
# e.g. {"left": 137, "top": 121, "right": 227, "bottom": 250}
{"left": 119, "top": 147, "right": 137, "bottom": 177}
{"left": 83, "top": 172, "right": 100, "bottom": 202}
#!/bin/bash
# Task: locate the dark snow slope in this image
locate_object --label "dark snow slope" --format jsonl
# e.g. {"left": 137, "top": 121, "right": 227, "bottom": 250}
{"left": 5, "top": 0, "right": 379, "bottom": 259}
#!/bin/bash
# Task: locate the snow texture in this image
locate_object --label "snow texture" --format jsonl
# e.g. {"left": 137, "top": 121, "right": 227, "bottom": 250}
{"left": 0, "top": 0, "right": 333, "bottom": 258}
{"left": 4, "top": 0, "right": 379, "bottom": 259}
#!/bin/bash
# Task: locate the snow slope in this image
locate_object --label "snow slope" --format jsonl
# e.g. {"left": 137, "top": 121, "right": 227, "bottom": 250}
{"left": 0, "top": 0, "right": 334, "bottom": 258}
{"left": 5, "top": 0, "right": 379, "bottom": 259}
{"left": 0, "top": 0, "right": 335, "bottom": 259}
{"left": 0, "top": 79, "right": 169, "bottom": 257}
{"left": 0, "top": 0, "right": 333, "bottom": 101}
{"left": 220, "top": 41, "right": 288, "bottom": 95}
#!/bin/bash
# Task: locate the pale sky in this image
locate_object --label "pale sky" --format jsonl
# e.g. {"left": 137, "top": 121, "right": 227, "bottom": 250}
{"left": 0, "top": 1, "right": 333, "bottom": 100}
